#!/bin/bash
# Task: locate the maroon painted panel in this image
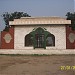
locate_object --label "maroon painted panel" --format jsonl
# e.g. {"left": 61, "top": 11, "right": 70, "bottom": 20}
{"left": 1, "top": 26, "right": 14, "bottom": 49}
{"left": 66, "top": 26, "right": 75, "bottom": 49}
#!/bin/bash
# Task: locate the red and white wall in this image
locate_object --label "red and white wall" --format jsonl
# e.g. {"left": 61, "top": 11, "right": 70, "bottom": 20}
{"left": 0, "top": 25, "right": 75, "bottom": 49}
{"left": 0, "top": 26, "right": 14, "bottom": 49}
{"left": 66, "top": 26, "right": 75, "bottom": 49}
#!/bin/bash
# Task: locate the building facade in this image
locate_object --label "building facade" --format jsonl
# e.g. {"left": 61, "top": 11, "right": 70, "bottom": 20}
{"left": 0, "top": 17, "right": 75, "bottom": 50}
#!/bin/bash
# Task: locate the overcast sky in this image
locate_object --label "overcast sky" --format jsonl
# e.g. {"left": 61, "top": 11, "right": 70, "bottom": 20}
{"left": 0, "top": 0, "right": 74, "bottom": 31}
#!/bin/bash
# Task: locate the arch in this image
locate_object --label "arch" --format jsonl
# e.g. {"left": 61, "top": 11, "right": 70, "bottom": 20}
{"left": 46, "top": 34, "right": 55, "bottom": 46}
{"left": 35, "top": 27, "right": 44, "bottom": 34}
{"left": 25, "top": 27, "right": 55, "bottom": 49}
{"left": 25, "top": 34, "right": 33, "bottom": 46}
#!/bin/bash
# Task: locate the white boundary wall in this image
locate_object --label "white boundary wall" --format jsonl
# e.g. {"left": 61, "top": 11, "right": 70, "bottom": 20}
{"left": 14, "top": 25, "right": 66, "bottom": 50}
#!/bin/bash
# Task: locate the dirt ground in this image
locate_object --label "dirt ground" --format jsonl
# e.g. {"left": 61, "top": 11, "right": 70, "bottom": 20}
{"left": 0, "top": 54, "right": 75, "bottom": 75}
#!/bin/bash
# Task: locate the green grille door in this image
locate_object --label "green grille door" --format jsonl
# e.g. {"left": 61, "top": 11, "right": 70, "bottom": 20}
{"left": 35, "top": 34, "right": 44, "bottom": 48}
{"left": 29, "top": 27, "right": 51, "bottom": 49}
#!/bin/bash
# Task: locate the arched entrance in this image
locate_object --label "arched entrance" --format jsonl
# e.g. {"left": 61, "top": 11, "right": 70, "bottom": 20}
{"left": 35, "top": 28, "right": 44, "bottom": 48}
{"left": 25, "top": 27, "right": 55, "bottom": 49}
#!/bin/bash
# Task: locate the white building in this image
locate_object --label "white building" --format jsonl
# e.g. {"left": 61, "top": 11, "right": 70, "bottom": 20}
{"left": 9, "top": 17, "right": 71, "bottom": 50}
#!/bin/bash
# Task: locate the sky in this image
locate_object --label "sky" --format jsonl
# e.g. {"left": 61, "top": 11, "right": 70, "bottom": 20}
{"left": 0, "top": 0, "right": 74, "bottom": 31}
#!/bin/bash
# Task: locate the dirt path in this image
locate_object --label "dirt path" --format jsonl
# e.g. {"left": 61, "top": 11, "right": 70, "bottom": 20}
{"left": 0, "top": 55, "right": 75, "bottom": 75}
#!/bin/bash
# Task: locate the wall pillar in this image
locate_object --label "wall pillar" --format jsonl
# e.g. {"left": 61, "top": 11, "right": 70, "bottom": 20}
{"left": 66, "top": 25, "right": 75, "bottom": 49}
{"left": 1, "top": 26, "right": 14, "bottom": 49}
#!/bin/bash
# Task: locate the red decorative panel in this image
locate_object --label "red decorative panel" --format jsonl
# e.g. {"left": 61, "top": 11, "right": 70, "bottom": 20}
{"left": 66, "top": 26, "right": 75, "bottom": 49}
{"left": 1, "top": 26, "right": 14, "bottom": 49}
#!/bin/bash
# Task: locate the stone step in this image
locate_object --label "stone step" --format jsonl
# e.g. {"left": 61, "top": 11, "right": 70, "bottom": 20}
{"left": 0, "top": 49, "right": 75, "bottom": 54}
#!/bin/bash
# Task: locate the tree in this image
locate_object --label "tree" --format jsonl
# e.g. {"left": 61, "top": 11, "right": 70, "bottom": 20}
{"left": 2, "top": 11, "right": 31, "bottom": 31}
{"left": 66, "top": 12, "right": 75, "bottom": 30}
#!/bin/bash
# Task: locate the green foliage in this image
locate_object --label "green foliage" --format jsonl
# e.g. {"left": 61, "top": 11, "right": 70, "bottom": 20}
{"left": 2, "top": 11, "right": 31, "bottom": 31}
{"left": 66, "top": 12, "right": 75, "bottom": 30}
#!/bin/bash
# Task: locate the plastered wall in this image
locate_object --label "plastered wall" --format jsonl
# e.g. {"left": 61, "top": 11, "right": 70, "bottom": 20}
{"left": 14, "top": 25, "right": 66, "bottom": 50}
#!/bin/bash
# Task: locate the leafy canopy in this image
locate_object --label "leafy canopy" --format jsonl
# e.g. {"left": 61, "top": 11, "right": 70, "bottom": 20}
{"left": 66, "top": 12, "right": 75, "bottom": 30}
{"left": 2, "top": 11, "right": 31, "bottom": 31}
